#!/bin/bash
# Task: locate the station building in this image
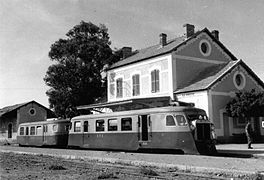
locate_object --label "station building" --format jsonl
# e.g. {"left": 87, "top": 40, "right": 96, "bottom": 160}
{"left": 105, "top": 24, "right": 264, "bottom": 143}
{"left": 0, "top": 100, "right": 56, "bottom": 143}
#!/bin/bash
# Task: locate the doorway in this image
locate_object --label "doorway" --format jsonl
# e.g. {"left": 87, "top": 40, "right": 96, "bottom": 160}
{"left": 8, "top": 123, "right": 12, "bottom": 138}
{"left": 139, "top": 115, "right": 149, "bottom": 141}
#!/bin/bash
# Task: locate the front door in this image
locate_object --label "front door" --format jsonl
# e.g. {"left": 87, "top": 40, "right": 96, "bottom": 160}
{"left": 139, "top": 115, "right": 149, "bottom": 141}
{"left": 43, "top": 125, "right": 48, "bottom": 144}
{"left": 8, "top": 123, "right": 12, "bottom": 138}
{"left": 223, "top": 113, "right": 230, "bottom": 142}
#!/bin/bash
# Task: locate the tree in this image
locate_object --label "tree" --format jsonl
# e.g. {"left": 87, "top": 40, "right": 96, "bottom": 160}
{"left": 226, "top": 89, "right": 264, "bottom": 120}
{"left": 44, "top": 21, "right": 118, "bottom": 118}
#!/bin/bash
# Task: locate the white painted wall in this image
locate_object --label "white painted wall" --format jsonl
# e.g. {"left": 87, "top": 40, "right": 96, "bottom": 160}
{"left": 107, "top": 54, "right": 173, "bottom": 102}
{"left": 175, "top": 91, "right": 209, "bottom": 116}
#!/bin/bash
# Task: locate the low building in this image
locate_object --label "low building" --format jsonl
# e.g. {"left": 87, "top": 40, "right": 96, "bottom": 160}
{"left": 106, "top": 24, "right": 264, "bottom": 142}
{"left": 0, "top": 100, "right": 56, "bottom": 143}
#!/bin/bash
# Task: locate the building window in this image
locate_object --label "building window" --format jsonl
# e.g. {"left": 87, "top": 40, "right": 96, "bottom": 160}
{"left": 166, "top": 115, "right": 176, "bottom": 126}
{"left": 28, "top": 108, "right": 36, "bottom": 116}
{"left": 116, "top": 78, "right": 123, "bottom": 98}
{"left": 30, "top": 126, "right": 35, "bottom": 135}
{"left": 44, "top": 125, "right": 48, "bottom": 133}
{"left": 108, "top": 119, "right": 118, "bottom": 131}
{"left": 132, "top": 74, "right": 140, "bottom": 96}
{"left": 74, "top": 121, "right": 81, "bottom": 132}
{"left": 175, "top": 115, "right": 188, "bottom": 126}
{"left": 96, "top": 120, "right": 105, "bottom": 132}
{"left": 233, "top": 117, "right": 247, "bottom": 128}
{"left": 151, "top": 69, "right": 160, "bottom": 93}
{"left": 83, "top": 121, "right": 88, "bottom": 132}
{"left": 199, "top": 39, "right": 211, "bottom": 56}
{"left": 233, "top": 71, "right": 246, "bottom": 90}
{"left": 121, "top": 118, "right": 132, "bottom": 131}
{"left": 20, "top": 127, "right": 24, "bottom": 135}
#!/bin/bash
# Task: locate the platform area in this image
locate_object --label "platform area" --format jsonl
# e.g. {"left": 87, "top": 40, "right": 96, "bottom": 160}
{"left": 216, "top": 143, "right": 264, "bottom": 158}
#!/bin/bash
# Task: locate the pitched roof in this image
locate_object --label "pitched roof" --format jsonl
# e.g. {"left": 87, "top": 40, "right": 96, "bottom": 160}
{"left": 0, "top": 100, "right": 56, "bottom": 118}
{"left": 109, "top": 28, "right": 237, "bottom": 70}
{"left": 174, "top": 60, "right": 264, "bottom": 94}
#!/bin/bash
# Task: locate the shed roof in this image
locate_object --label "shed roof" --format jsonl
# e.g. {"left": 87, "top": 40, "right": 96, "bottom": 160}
{"left": 109, "top": 28, "right": 237, "bottom": 70}
{"left": 0, "top": 100, "right": 56, "bottom": 118}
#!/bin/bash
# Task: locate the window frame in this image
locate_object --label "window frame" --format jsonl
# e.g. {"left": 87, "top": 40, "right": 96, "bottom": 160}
{"left": 132, "top": 74, "right": 140, "bottom": 96}
{"left": 96, "top": 120, "right": 105, "bottom": 132}
{"left": 151, "top": 69, "right": 160, "bottom": 93}
{"left": 121, "top": 117, "right": 132, "bottom": 131}
{"left": 108, "top": 119, "right": 118, "bottom": 131}
{"left": 20, "top": 127, "right": 24, "bottom": 135}
{"left": 116, "top": 78, "right": 123, "bottom": 98}
{"left": 166, "top": 115, "right": 176, "bottom": 126}
{"left": 175, "top": 115, "right": 188, "bottom": 126}
{"left": 74, "top": 121, "right": 81, "bottom": 132}
{"left": 83, "top": 121, "right": 89, "bottom": 132}
{"left": 30, "top": 126, "right": 35, "bottom": 135}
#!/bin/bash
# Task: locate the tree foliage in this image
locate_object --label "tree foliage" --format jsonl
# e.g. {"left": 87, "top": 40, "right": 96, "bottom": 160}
{"left": 44, "top": 21, "right": 120, "bottom": 118}
{"left": 226, "top": 89, "right": 264, "bottom": 119}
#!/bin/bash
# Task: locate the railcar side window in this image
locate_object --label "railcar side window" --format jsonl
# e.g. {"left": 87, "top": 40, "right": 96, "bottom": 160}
{"left": 30, "top": 126, "right": 35, "bottom": 135}
{"left": 175, "top": 115, "right": 188, "bottom": 126}
{"left": 166, "top": 115, "right": 176, "bottom": 126}
{"left": 121, "top": 118, "right": 132, "bottom": 131}
{"left": 36, "top": 126, "right": 42, "bottom": 135}
{"left": 20, "top": 127, "right": 24, "bottom": 135}
{"left": 74, "top": 121, "right": 81, "bottom": 132}
{"left": 96, "top": 120, "right": 105, "bottom": 132}
{"left": 108, "top": 119, "right": 118, "bottom": 131}
{"left": 26, "top": 127, "right": 29, "bottom": 135}
{"left": 53, "top": 124, "right": 58, "bottom": 132}
{"left": 83, "top": 121, "right": 88, "bottom": 132}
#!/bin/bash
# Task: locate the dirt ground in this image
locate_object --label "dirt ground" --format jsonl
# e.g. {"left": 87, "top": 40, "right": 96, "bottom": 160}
{"left": 1, "top": 152, "right": 263, "bottom": 180}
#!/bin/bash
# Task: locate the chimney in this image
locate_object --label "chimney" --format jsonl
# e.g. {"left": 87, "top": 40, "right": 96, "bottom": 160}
{"left": 211, "top": 30, "right": 219, "bottom": 41}
{"left": 159, "top": 33, "right": 167, "bottom": 47}
{"left": 183, "top": 23, "right": 195, "bottom": 38}
{"left": 122, "top": 47, "right": 132, "bottom": 59}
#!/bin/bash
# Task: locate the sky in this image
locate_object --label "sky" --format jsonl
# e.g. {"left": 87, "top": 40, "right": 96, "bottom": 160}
{"left": 1, "top": 0, "right": 264, "bottom": 109}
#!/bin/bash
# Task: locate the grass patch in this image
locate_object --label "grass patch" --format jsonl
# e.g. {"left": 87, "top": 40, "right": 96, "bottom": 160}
{"left": 140, "top": 166, "right": 159, "bottom": 176}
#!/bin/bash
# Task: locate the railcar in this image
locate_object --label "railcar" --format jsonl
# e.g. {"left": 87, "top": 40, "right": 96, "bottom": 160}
{"left": 68, "top": 106, "right": 216, "bottom": 155}
{"left": 17, "top": 119, "right": 71, "bottom": 147}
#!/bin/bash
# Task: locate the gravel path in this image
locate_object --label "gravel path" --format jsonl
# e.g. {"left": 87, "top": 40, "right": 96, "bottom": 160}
{"left": 1, "top": 145, "right": 264, "bottom": 176}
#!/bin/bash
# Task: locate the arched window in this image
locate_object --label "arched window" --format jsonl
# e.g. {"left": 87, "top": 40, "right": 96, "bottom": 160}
{"left": 151, "top": 69, "right": 160, "bottom": 93}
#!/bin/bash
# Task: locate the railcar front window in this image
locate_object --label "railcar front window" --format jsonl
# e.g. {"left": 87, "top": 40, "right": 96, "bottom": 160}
{"left": 30, "top": 126, "right": 35, "bottom": 135}
{"left": 96, "top": 120, "right": 105, "bottom": 132}
{"left": 175, "top": 115, "right": 188, "bottom": 126}
{"left": 83, "top": 121, "right": 88, "bottom": 132}
{"left": 20, "top": 127, "right": 24, "bottom": 135}
{"left": 121, "top": 118, "right": 132, "bottom": 131}
{"left": 108, "top": 119, "right": 118, "bottom": 131}
{"left": 74, "top": 121, "right": 81, "bottom": 132}
{"left": 166, "top": 115, "right": 176, "bottom": 126}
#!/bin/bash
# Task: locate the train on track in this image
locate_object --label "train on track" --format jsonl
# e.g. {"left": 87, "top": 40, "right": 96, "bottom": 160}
{"left": 17, "top": 106, "right": 217, "bottom": 155}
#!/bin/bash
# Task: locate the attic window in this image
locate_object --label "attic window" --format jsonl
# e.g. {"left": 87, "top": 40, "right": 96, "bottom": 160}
{"left": 28, "top": 108, "right": 36, "bottom": 116}
{"left": 199, "top": 39, "right": 211, "bottom": 57}
{"left": 233, "top": 71, "right": 246, "bottom": 90}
